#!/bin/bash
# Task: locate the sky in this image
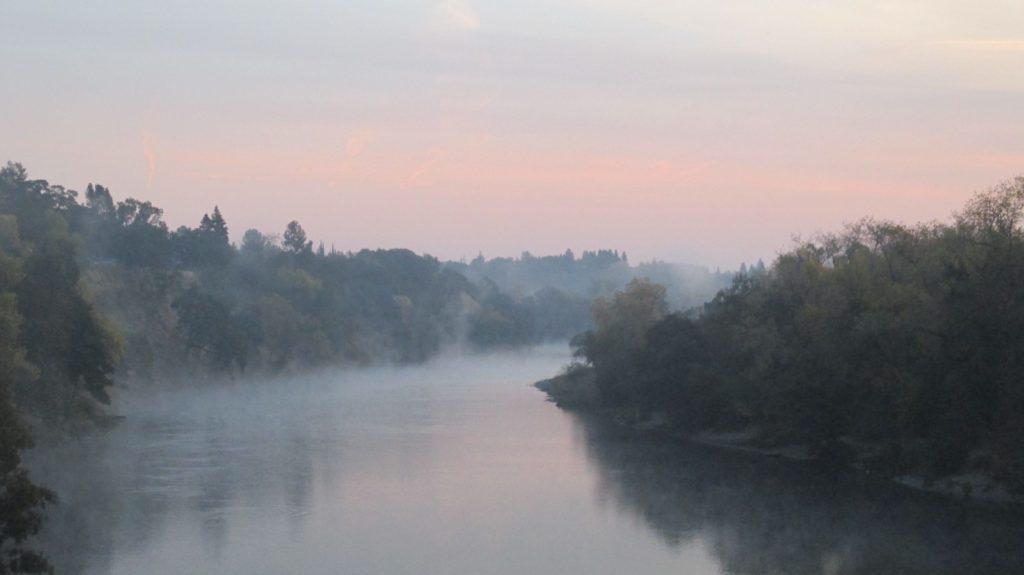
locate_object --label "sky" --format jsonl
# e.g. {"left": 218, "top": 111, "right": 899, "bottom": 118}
{"left": 2, "top": 1, "right": 1022, "bottom": 268}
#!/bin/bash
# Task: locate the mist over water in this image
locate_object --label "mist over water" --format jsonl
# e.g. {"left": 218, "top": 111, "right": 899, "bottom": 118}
{"left": 25, "top": 347, "right": 1024, "bottom": 575}
{"left": 5, "top": 1, "right": 1024, "bottom": 570}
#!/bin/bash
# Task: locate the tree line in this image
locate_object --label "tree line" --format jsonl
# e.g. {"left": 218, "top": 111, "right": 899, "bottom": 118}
{"left": 0, "top": 162, "right": 660, "bottom": 572}
{"left": 446, "top": 248, "right": 732, "bottom": 342}
{"left": 564, "top": 177, "right": 1024, "bottom": 492}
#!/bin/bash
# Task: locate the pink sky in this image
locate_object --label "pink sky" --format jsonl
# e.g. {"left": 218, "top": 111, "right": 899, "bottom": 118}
{"left": 2, "top": 1, "right": 1022, "bottom": 267}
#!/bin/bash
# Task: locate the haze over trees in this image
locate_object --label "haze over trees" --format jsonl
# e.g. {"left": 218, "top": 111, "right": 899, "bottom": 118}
{"left": 0, "top": 162, "right": 736, "bottom": 571}
{"left": 448, "top": 249, "right": 731, "bottom": 310}
{"left": 13, "top": 159, "right": 1024, "bottom": 571}
{"left": 5, "top": 162, "right": 629, "bottom": 396}
{"left": 447, "top": 250, "right": 731, "bottom": 345}
{"left": 559, "top": 177, "right": 1024, "bottom": 492}
{"left": 0, "top": 163, "right": 734, "bottom": 407}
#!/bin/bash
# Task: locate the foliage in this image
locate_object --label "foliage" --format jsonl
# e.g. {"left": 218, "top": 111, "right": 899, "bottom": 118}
{"left": 0, "top": 164, "right": 120, "bottom": 420}
{"left": 573, "top": 177, "right": 1024, "bottom": 486}
{"left": 448, "top": 251, "right": 730, "bottom": 345}
{"left": 0, "top": 160, "right": 733, "bottom": 566}
{"left": 0, "top": 202, "right": 54, "bottom": 574}
{"left": 172, "top": 288, "right": 247, "bottom": 372}
{"left": 2, "top": 162, "right": 623, "bottom": 385}
{"left": 572, "top": 279, "right": 668, "bottom": 404}
{"left": 283, "top": 220, "right": 311, "bottom": 254}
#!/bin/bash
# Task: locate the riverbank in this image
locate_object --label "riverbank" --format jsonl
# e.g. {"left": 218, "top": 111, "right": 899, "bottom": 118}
{"left": 536, "top": 371, "right": 1024, "bottom": 507}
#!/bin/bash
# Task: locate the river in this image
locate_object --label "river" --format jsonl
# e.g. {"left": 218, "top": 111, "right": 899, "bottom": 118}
{"left": 26, "top": 346, "right": 1024, "bottom": 574}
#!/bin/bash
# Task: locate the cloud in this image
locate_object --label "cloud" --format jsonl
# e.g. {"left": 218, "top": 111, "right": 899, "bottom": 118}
{"left": 401, "top": 148, "right": 448, "bottom": 189}
{"left": 330, "top": 128, "right": 374, "bottom": 187}
{"left": 441, "top": 0, "right": 479, "bottom": 30}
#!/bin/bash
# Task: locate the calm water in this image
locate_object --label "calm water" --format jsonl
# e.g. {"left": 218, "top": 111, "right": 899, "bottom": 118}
{"left": 27, "top": 346, "right": 1024, "bottom": 575}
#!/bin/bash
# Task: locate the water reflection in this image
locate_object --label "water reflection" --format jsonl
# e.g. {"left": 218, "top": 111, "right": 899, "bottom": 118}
{"left": 27, "top": 348, "right": 582, "bottom": 575}
{"left": 23, "top": 348, "right": 1024, "bottom": 575}
{"left": 573, "top": 413, "right": 1024, "bottom": 575}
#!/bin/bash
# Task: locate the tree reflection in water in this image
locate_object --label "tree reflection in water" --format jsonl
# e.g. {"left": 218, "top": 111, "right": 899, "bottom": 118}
{"left": 573, "top": 413, "right": 1024, "bottom": 575}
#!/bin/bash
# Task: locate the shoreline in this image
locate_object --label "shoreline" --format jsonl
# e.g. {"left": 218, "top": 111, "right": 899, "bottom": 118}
{"left": 535, "top": 375, "right": 1024, "bottom": 508}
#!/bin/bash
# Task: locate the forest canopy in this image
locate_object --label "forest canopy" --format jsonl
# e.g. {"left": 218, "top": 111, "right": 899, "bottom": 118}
{"left": 564, "top": 177, "right": 1024, "bottom": 491}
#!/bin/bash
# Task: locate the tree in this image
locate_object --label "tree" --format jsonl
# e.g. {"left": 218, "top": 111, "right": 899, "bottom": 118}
{"left": 0, "top": 337, "right": 55, "bottom": 575}
{"left": 105, "top": 197, "right": 172, "bottom": 268}
{"left": 199, "top": 206, "right": 229, "bottom": 244}
{"left": 589, "top": 278, "right": 668, "bottom": 343}
{"left": 115, "top": 198, "right": 163, "bottom": 228}
{"left": 172, "top": 288, "right": 247, "bottom": 371}
{"left": 84, "top": 184, "right": 114, "bottom": 216}
{"left": 283, "top": 221, "right": 311, "bottom": 254}
{"left": 574, "top": 278, "right": 668, "bottom": 404}
{"left": 16, "top": 238, "right": 120, "bottom": 414}
{"left": 171, "top": 207, "right": 233, "bottom": 268}
{"left": 0, "top": 227, "right": 54, "bottom": 575}
{"left": 240, "top": 229, "right": 278, "bottom": 256}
